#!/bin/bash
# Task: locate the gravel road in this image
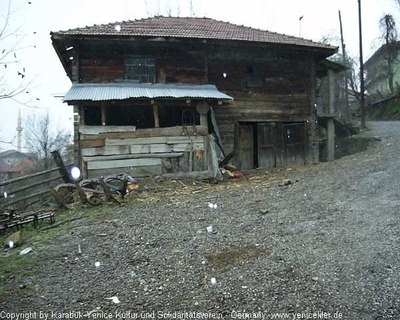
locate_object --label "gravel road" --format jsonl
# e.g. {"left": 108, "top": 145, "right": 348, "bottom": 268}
{"left": 1, "top": 121, "right": 400, "bottom": 319}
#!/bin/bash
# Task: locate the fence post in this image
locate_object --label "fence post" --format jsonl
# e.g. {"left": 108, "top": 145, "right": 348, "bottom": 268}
{"left": 51, "top": 150, "right": 71, "bottom": 183}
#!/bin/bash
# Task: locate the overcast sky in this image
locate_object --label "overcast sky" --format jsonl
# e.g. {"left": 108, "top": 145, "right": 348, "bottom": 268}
{"left": 0, "top": 0, "right": 399, "bottom": 151}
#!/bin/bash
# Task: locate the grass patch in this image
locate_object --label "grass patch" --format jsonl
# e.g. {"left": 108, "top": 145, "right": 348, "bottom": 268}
{"left": 0, "top": 249, "right": 38, "bottom": 298}
{"left": 0, "top": 201, "right": 128, "bottom": 299}
{"left": 0, "top": 207, "right": 89, "bottom": 298}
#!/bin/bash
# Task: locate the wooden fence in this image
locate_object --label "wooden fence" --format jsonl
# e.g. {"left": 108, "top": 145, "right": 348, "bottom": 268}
{"left": 0, "top": 151, "right": 70, "bottom": 212}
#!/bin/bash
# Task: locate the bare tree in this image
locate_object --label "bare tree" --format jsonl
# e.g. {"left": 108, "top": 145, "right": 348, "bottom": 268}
{"left": 0, "top": 0, "right": 35, "bottom": 101}
{"left": 24, "top": 113, "right": 72, "bottom": 170}
{"left": 144, "top": 0, "right": 182, "bottom": 17}
{"left": 379, "top": 14, "right": 398, "bottom": 94}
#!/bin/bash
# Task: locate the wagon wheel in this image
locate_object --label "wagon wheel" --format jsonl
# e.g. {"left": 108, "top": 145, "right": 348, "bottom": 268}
{"left": 54, "top": 183, "right": 78, "bottom": 205}
{"left": 79, "top": 179, "right": 102, "bottom": 192}
{"left": 87, "top": 195, "right": 101, "bottom": 206}
{"left": 105, "top": 177, "right": 127, "bottom": 195}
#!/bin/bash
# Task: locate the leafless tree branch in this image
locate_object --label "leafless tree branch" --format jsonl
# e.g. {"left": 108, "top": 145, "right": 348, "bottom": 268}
{"left": 0, "top": 0, "right": 35, "bottom": 101}
{"left": 24, "top": 113, "right": 72, "bottom": 170}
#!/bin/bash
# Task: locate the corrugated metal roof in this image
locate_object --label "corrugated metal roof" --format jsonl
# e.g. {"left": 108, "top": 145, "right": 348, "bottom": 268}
{"left": 52, "top": 16, "right": 336, "bottom": 51}
{"left": 63, "top": 83, "right": 234, "bottom": 102}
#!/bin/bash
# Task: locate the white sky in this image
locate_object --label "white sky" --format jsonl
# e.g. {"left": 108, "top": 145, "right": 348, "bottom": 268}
{"left": 0, "top": 0, "right": 399, "bottom": 151}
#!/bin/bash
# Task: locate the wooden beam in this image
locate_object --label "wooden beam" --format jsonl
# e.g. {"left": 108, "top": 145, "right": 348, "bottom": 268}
{"left": 208, "top": 135, "right": 223, "bottom": 180}
{"left": 327, "top": 119, "right": 335, "bottom": 162}
{"left": 157, "top": 170, "right": 214, "bottom": 180}
{"left": 101, "top": 104, "right": 107, "bottom": 126}
{"left": 0, "top": 168, "right": 61, "bottom": 187}
{"left": 328, "top": 69, "right": 335, "bottom": 115}
{"left": 200, "top": 114, "right": 207, "bottom": 127}
{"left": 79, "top": 126, "right": 137, "bottom": 135}
{"left": 80, "top": 126, "right": 208, "bottom": 140}
{"left": 51, "top": 150, "right": 71, "bottom": 183}
{"left": 153, "top": 105, "right": 160, "bottom": 128}
{"left": 87, "top": 158, "right": 161, "bottom": 170}
{"left": 76, "top": 105, "right": 84, "bottom": 126}
{"left": 105, "top": 136, "right": 203, "bottom": 146}
{"left": 81, "top": 145, "right": 129, "bottom": 157}
{"left": 83, "top": 152, "right": 183, "bottom": 162}
{"left": 99, "top": 177, "right": 120, "bottom": 205}
{"left": 88, "top": 165, "right": 162, "bottom": 178}
{"left": 80, "top": 139, "right": 106, "bottom": 148}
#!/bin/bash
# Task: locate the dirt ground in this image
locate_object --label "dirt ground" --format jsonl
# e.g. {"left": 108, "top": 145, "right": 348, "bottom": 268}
{"left": 1, "top": 121, "right": 400, "bottom": 319}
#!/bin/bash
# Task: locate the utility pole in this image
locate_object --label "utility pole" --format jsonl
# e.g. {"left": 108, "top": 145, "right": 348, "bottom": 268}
{"left": 358, "top": 0, "right": 366, "bottom": 129}
{"left": 339, "top": 10, "right": 350, "bottom": 123}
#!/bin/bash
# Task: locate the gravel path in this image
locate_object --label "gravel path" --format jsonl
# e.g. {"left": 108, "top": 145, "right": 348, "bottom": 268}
{"left": 1, "top": 121, "right": 400, "bottom": 319}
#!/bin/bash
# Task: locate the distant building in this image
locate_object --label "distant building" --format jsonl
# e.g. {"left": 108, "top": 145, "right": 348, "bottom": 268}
{"left": 0, "top": 150, "right": 39, "bottom": 181}
{"left": 364, "top": 41, "right": 400, "bottom": 99}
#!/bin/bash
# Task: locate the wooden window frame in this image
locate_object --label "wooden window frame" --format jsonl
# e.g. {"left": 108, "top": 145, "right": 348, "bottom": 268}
{"left": 124, "top": 57, "right": 155, "bottom": 83}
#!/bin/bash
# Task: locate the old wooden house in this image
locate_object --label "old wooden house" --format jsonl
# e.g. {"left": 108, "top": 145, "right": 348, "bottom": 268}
{"left": 51, "top": 16, "right": 337, "bottom": 178}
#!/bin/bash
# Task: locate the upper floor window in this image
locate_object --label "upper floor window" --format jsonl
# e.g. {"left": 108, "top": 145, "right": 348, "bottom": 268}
{"left": 124, "top": 58, "right": 155, "bottom": 83}
{"left": 246, "top": 65, "right": 263, "bottom": 88}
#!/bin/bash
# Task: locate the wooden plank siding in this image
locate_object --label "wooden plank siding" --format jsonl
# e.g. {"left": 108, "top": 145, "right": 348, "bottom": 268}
{"left": 79, "top": 125, "right": 208, "bottom": 177}
{"left": 87, "top": 158, "right": 161, "bottom": 170}
{"left": 80, "top": 56, "right": 124, "bottom": 83}
{"left": 207, "top": 56, "right": 314, "bottom": 163}
{"left": 74, "top": 44, "right": 319, "bottom": 173}
{"left": 212, "top": 94, "right": 312, "bottom": 154}
{"left": 79, "top": 53, "right": 207, "bottom": 85}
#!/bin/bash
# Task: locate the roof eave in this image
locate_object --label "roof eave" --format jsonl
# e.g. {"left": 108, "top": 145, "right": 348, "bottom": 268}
{"left": 64, "top": 98, "right": 233, "bottom": 105}
{"left": 51, "top": 32, "right": 337, "bottom": 55}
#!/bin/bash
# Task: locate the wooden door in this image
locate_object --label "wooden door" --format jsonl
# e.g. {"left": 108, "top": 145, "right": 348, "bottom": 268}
{"left": 238, "top": 125, "right": 254, "bottom": 170}
{"left": 257, "top": 123, "right": 276, "bottom": 168}
{"left": 283, "top": 122, "right": 306, "bottom": 166}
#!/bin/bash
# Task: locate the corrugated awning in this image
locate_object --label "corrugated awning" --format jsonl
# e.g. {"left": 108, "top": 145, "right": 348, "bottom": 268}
{"left": 63, "top": 83, "right": 233, "bottom": 103}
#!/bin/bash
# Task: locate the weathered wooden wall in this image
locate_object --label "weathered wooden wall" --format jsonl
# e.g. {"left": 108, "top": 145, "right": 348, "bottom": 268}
{"left": 79, "top": 52, "right": 207, "bottom": 84}
{"left": 0, "top": 167, "right": 65, "bottom": 212}
{"left": 80, "top": 55, "right": 124, "bottom": 83}
{"left": 75, "top": 41, "right": 317, "bottom": 171}
{"left": 208, "top": 56, "right": 313, "bottom": 155}
{"left": 79, "top": 126, "right": 209, "bottom": 178}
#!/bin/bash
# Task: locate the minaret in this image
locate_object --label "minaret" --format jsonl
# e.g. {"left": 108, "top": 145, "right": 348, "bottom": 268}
{"left": 16, "top": 109, "right": 22, "bottom": 152}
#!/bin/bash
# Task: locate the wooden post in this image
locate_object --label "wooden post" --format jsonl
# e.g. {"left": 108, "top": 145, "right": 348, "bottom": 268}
{"left": 74, "top": 105, "right": 82, "bottom": 166}
{"left": 51, "top": 150, "right": 71, "bottom": 183}
{"left": 153, "top": 104, "right": 160, "bottom": 128}
{"left": 77, "top": 105, "right": 84, "bottom": 125}
{"left": 309, "top": 58, "right": 318, "bottom": 164}
{"left": 327, "top": 69, "right": 335, "bottom": 162}
{"left": 49, "top": 188, "right": 70, "bottom": 209}
{"left": 327, "top": 119, "right": 335, "bottom": 162}
{"left": 208, "top": 135, "right": 223, "bottom": 181}
{"left": 71, "top": 51, "right": 79, "bottom": 83}
{"left": 101, "top": 104, "right": 107, "bottom": 126}
{"left": 200, "top": 114, "right": 207, "bottom": 127}
{"left": 74, "top": 181, "right": 88, "bottom": 205}
{"left": 99, "top": 177, "right": 120, "bottom": 205}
